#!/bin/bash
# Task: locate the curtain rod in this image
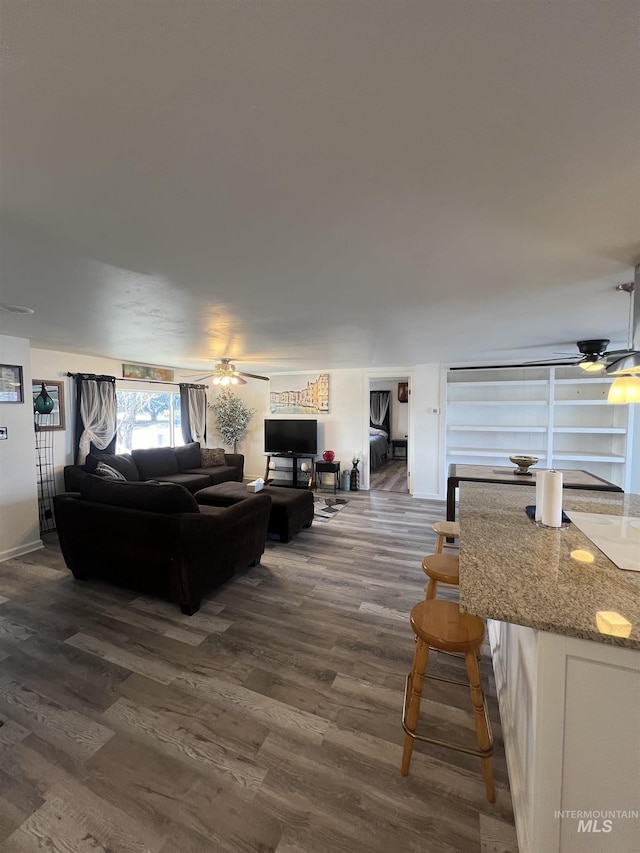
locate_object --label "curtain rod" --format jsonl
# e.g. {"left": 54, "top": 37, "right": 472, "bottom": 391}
{"left": 66, "top": 372, "right": 208, "bottom": 388}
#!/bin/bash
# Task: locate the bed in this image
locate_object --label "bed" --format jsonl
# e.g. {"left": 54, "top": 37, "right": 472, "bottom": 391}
{"left": 369, "top": 391, "right": 391, "bottom": 469}
{"left": 369, "top": 428, "right": 389, "bottom": 469}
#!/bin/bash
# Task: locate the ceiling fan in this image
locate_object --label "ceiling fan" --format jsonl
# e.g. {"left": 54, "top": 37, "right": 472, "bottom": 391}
{"left": 185, "top": 358, "right": 270, "bottom": 386}
{"left": 452, "top": 275, "right": 640, "bottom": 373}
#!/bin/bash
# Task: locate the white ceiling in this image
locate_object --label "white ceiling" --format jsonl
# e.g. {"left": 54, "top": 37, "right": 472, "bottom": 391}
{"left": 1, "top": 0, "right": 639, "bottom": 374}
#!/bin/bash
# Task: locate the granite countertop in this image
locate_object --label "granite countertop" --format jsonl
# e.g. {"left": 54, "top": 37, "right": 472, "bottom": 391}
{"left": 458, "top": 482, "right": 640, "bottom": 650}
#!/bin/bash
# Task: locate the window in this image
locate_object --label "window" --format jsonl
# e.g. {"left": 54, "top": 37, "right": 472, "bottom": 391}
{"left": 116, "top": 390, "right": 182, "bottom": 453}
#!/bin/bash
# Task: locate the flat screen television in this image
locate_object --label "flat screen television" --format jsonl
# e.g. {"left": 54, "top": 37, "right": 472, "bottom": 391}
{"left": 264, "top": 419, "right": 317, "bottom": 455}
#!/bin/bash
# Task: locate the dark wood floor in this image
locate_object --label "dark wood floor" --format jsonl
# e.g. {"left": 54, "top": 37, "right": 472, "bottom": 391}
{"left": 0, "top": 491, "right": 518, "bottom": 852}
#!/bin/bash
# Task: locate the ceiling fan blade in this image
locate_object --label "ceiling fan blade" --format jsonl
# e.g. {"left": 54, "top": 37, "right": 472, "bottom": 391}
{"left": 521, "top": 356, "right": 583, "bottom": 366}
{"left": 182, "top": 372, "right": 214, "bottom": 379}
{"left": 238, "top": 371, "right": 269, "bottom": 381}
{"left": 450, "top": 360, "right": 582, "bottom": 371}
{"left": 603, "top": 348, "right": 638, "bottom": 358}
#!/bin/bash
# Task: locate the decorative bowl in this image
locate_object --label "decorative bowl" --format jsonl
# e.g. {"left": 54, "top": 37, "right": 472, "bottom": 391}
{"left": 509, "top": 455, "right": 539, "bottom": 475}
{"left": 322, "top": 450, "right": 335, "bottom": 462}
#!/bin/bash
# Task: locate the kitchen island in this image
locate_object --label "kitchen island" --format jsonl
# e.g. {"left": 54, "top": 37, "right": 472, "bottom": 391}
{"left": 459, "top": 482, "right": 640, "bottom": 853}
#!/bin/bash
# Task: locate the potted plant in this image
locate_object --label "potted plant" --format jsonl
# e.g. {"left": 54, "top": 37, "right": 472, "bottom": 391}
{"left": 209, "top": 388, "right": 255, "bottom": 453}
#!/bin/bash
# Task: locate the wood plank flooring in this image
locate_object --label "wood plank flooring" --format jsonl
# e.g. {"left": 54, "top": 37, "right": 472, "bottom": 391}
{"left": 369, "top": 460, "right": 408, "bottom": 492}
{"left": 0, "top": 491, "right": 519, "bottom": 852}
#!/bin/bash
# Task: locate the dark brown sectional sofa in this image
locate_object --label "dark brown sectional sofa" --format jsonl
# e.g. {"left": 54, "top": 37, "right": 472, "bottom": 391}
{"left": 63, "top": 442, "right": 243, "bottom": 493}
{"left": 54, "top": 475, "right": 272, "bottom": 614}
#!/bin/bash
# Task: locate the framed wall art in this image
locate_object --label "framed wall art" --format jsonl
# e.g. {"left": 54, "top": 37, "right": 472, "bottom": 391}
{"left": 123, "top": 363, "right": 175, "bottom": 382}
{"left": 0, "top": 364, "right": 24, "bottom": 403}
{"left": 269, "top": 373, "right": 329, "bottom": 414}
{"left": 32, "top": 380, "right": 66, "bottom": 429}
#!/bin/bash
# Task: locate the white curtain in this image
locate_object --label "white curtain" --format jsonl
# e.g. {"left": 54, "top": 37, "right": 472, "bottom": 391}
{"left": 370, "top": 391, "right": 390, "bottom": 426}
{"left": 78, "top": 379, "right": 118, "bottom": 463}
{"left": 187, "top": 386, "right": 206, "bottom": 444}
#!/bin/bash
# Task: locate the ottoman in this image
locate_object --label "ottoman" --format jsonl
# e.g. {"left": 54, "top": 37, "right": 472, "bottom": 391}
{"left": 195, "top": 482, "right": 314, "bottom": 543}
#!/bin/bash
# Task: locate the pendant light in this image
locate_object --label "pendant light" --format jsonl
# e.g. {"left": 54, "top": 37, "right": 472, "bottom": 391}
{"left": 33, "top": 382, "right": 54, "bottom": 414}
{"left": 607, "top": 374, "right": 640, "bottom": 404}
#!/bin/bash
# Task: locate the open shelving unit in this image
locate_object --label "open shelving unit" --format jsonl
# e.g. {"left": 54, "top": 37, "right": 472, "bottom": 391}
{"left": 446, "top": 366, "right": 634, "bottom": 491}
{"left": 263, "top": 454, "right": 315, "bottom": 489}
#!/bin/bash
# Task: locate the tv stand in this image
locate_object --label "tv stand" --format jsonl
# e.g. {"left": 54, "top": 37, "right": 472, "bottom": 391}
{"left": 264, "top": 454, "right": 315, "bottom": 489}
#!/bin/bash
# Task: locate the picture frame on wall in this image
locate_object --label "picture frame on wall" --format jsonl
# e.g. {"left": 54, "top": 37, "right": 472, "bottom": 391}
{"left": 32, "top": 380, "right": 66, "bottom": 430}
{"left": 0, "top": 364, "right": 24, "bottom": 403}
{"left": 398, "top": 382, "right": 408, "bottom": 403}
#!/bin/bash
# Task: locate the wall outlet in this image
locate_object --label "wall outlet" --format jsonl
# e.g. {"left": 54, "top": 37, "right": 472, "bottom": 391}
{"left": 431, "top": 407, "right": 440, "bottom": 415}
{"left": 0, "top": 427, "right": 7, "bottom": 440}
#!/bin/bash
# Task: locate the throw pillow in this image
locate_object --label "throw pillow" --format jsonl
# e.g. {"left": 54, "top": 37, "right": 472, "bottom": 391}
{"left": 201, "top": 447, "right": 226, "bottom": 467}
{"left": 85, "top": 452, "right": 140, "bottom": 481}
{"left": 95, "top": 462, "right": 127, "bottom": 480}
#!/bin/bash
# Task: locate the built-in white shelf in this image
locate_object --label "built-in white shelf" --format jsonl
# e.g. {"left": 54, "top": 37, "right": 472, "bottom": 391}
{"left": 552, "top": 452, "right": 626, "bottom": 463}
{"left": 447, "top": 379, "right": 549, "bottom": 388}
{"left": 448, "top": 425, "right": 547, "bottom": 432}
{"left": 553, "top": 377, "right": 611, "bottom": 385}
{"left": 554, "top": 399, "right": 610, "bottom": 406}
{"left": 448, "top": 400, "right": 548, "bottom": 406}
{"left": 448, "top": 448, "right": 548, "bottom": 458}
{"left": 445, "top": 366, "right": 633, "bottom": 491}
{"left": 554, "top": 426, "right": 626, "bottom": 434}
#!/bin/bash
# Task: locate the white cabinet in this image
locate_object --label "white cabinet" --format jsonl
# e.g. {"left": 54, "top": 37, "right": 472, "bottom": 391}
{"left": 489, "top": 620, "right": 640, "bottom": 853}
{"left": 446, "top": 367, "right": 633, "bottom": 490}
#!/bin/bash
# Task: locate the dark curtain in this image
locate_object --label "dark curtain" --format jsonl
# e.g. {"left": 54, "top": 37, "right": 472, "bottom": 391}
{"left": 73, "top": 374, "right": 117, "bottom": 463}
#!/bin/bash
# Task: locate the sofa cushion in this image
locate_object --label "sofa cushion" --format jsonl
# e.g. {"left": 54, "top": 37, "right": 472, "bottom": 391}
{"left": 149, "top": 473, "right": 211, "bottom": 492}
{"left": 206, "top": 465, "right": 243, "bottom": 485}
{"left": 175, "top": 441, "right": 202, "bottom": 471}
{"left": 201, "top": 447, "right": 226, "bottom": 467}
{"left": 95, "top": 461, "right": 127, "bottom": 480}
{"left": 86, "top": 452, "right": 140, "bottom": 481}
{"left": 79, "top": 475, "right": 199, "bottom": 514}
{"left": 131, "top": 447, "right": 179, "bottom": 479}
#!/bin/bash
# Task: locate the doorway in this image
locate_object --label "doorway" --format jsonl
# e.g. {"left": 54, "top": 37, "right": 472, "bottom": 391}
{"left": 368, "top": 375, "right": 410, "bottom": 493}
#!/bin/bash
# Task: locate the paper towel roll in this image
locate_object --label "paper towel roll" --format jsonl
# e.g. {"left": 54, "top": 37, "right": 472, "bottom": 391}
{"left": 535, "top": 470, "right": 546, "bottom": 521}
{"left": 542, "top": 470, "right": 563, "bottom": 528}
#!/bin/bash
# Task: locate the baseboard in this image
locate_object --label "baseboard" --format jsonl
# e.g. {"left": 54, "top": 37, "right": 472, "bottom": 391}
{"left": 0, "top": 538, "right": 44, "bottom": 563}
{"left": 410, "top": 491, "right": 445, "bottom": 501}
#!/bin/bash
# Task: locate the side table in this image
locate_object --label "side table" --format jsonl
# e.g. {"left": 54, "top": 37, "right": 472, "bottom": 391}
{"left": 391, "top": 438, "right": 408, "bottom": 459}
{"left": 315, "top": 460, "right": 341, "bottom": 493}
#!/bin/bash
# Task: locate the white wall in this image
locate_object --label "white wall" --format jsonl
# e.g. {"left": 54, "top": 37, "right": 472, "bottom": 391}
{"left": 370, "top": 378, "right": 409, "bottom": 440}
{"left": 237, "top": 369, "right": 368, "bottom": 484}
{"left": 411, "top": 364, "right": 445, "bottom": 499}
{"left": 0, "top": 335, "right": 41, "bottom": 561}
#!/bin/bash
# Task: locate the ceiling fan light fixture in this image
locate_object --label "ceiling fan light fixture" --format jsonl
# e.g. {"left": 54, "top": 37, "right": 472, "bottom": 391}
{"left": 579, "top": 360, "right": 606, "bottom": 372}
{"left": 607, "top": 374, "right": 640, "bottom": 404}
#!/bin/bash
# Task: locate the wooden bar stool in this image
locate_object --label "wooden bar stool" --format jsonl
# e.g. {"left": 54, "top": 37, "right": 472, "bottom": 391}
{"left": 401, "top": 599, "right": 495, "bottom": 803}
{"left": 421, "top": 553, "right": 459, "bottom": 599}
{"left": 432, "top": 521, "right": 460, "bottom": 553}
